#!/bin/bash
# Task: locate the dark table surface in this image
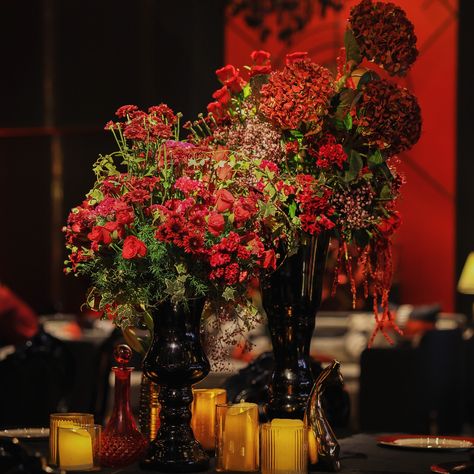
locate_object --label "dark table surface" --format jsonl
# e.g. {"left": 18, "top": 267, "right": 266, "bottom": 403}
{"left": 22, "top": 433, "right": 473, "bottom": 474}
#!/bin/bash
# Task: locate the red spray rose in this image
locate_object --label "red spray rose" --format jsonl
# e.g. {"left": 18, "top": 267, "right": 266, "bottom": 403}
{"left": 122, "top": 235, "right": 147, "bottom": 259}
{"left": 208, "top": 212, "right": 225, "bottom": 236}
{"left": 215, "top": 189, "right": 235, "bottom": 212}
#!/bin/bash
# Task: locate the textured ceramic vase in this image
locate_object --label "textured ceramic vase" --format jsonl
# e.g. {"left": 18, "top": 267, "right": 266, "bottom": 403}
{"left": 140, "top": 298, "right": 210, "bottom": 472}
{"left": 262, "top": 233, "right": 329, "bottom": 420}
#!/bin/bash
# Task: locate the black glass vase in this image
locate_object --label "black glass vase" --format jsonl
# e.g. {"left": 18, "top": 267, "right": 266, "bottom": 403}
{"left": 140, "top": 298, "right": 210, "bottom": 473}
{"left": 262, "top": 233, "right": 330, "bottom": 420}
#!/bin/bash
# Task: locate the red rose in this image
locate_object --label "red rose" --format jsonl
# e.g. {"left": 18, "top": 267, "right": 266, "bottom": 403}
{"left": 378, "top": 212, "right": 402, "bottom": 238}
{"left": 208, "top": 212, "right": 225, "bottom": 236}
{"left": 115, "top": 202, "right": 134, "bottom": 225}
{"left": 285, "top": 52, "right": 308, "bottom": 65}
{"left": 122, "top": 235, "right": 147, "bottom": 259}
{"left": 207, "top": 101, "right": 225, "bottom": 119}
{"left": 233, "top": 203, "right": 251, "bottom": 224}
{"left": 212, "top": 86, "right": 231, "bottom": 105}
{"left": 251, "top": 50, "right": 271, "bottom": 65}
{"left": 88, "top": 225, "right": 112, "bottom": 245}
{"left": 215, "top": 189, "right": 235, "bottom": 212}
{"left": 216, "top": 65, "right": 238, "bottom": 83}
{"left": 263, "top": 249, "right": 277, "bottom": 270}
{"left": 104, "top": 221, "right": 124, "bottom": 239}
{"left": 250, "top": 50, "right": 271, "bottom": 77}
{"left": 225, "top": 74, "right": 245, "bottom": 94}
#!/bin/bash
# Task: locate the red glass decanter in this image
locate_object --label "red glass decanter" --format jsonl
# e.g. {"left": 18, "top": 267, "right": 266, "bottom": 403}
{"left": 100, "top": 344, "right": 148, "bottom": 467}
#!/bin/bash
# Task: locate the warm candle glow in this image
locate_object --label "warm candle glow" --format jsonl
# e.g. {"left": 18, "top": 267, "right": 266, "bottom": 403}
{"left": 191, "top": 388, "right": 227, "bottom": 451}
{"left": 216, "top": 402, "right": 259, "bottom": 472}
{"left": 58, "top": 426, "right": 93, "bottom": 471}
{"left": 261, "top": 419, "right": 307, "bottom": 474}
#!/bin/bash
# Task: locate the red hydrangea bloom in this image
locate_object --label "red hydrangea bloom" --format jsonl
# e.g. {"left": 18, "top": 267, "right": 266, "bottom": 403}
{"left": 259, "top": 56, "right": 334, "bottom": 132}
{"left": 357, "top": 79, "right": 421, "bottom": 155}
{"left": 349, "top": 0, "right": 418, "bottom": 76}
{"left": 122, "top": 235, "right": 147, "bottom": 259}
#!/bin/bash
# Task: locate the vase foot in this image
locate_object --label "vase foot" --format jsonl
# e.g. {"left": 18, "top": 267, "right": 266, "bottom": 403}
{"left": 140, "top": 439, "right": 210, "bottom": 473}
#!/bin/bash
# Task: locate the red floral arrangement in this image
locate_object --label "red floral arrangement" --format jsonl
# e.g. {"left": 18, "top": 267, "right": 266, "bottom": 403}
{"left": 64, "top": 105, "right": 282, "bottom": 333}
{"left": 188, "top": 0, "right": 422, "bottom": 344}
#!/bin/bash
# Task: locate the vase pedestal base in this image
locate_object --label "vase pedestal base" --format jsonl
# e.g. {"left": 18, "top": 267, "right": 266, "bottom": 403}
{"left": 140, "top": 441, "right": 209, "bottom": 473}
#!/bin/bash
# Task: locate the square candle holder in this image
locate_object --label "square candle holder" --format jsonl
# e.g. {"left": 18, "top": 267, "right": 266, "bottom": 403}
{"left": 57, "top": 424, "right": 101, "bottom": 471}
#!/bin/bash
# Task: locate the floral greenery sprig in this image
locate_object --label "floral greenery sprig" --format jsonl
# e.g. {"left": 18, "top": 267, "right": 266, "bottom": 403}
{"left": 187, "top": 0, "right": 421, "bottom": 344}
{"left": 64, "top": 105, "right": 285, "bottom": 336}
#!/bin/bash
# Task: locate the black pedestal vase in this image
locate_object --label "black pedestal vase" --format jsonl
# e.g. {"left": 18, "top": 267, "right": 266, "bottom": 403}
{"left": 262, "top": 233, "right": 330, "bottom": 420}
{"left": 140, "top": 298, "right": 210, "bottom": 472}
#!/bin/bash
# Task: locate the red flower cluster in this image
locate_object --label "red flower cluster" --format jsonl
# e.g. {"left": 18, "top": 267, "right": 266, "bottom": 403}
{"left": 313, "top": 136, "right": 348, "bottom": 169}
{"left": 349, "top": 0, "right": 418, "bottom": 76}
{"left": 106, "top": 105, "right": 177, "bottom": 142}
{"left": 357, "top": 79, "right": 421, "bottom": 155}
{"left": 295, "top": 175, "right": 335, "bottom": 235}
{"left": 259, "top": 54, "right": 334, "bottom": 131}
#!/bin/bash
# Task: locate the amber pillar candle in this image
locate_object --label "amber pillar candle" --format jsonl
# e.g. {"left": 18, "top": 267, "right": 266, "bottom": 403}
{"left": 191, "top": 388, "right": 227, "bottom": 451}
{"left": 261, "top": 419, "right": 307, "bottom": 474}
{"left": 216, "top": 402, "right": 259, "bottom": 472}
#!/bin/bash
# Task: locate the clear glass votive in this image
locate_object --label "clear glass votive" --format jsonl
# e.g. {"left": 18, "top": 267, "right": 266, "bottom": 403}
{"left": 58, "top": 424, "right": 101, "bottom": 471}
{"left": 49, "top": 413, "right": 94, "bottom": 465}
{"left": 260, "top": 419, "right": 307, "bottom": 474}
{"left": 191, "top": 388, "right": 227, "bottom": 451}
{"left": 216, "top": 402, "right": 259, "bottom": 472}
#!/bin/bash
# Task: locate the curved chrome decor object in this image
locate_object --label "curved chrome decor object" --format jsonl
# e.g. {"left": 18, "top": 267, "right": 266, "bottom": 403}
{"left": 305, "top": 360, "right": 343, "bottom": 472}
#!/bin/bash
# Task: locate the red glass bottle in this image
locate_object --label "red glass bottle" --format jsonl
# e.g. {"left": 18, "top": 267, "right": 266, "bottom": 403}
{"left": 100, "top": 344, "right": 148, "bottom": 467}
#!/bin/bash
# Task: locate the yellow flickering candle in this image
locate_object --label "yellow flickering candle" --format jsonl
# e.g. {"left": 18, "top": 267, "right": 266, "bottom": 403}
{"left": 58, "top": 426, "right": 94, "bottom": 471}
{"left": 261, "top": 419, "right": 307, "bottom": 474}
{"left": 191, "top": 388, "right": 227, "bottom": 451}
{"left": 216, "top": 402, "right": 259, "bottom": 472}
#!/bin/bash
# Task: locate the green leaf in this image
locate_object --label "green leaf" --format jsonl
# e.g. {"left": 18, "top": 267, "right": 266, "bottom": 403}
{"left": 343, "top": 113, "right": 353, "bottom": 131}
{"left": 335, "top": 89, "right": 360, "bottom": 120}
{"left": 288, "top": 201, "right": 297, "bottom": 219}
{"left": 344, "top": 29, "right": 362, "bottom": 65}
{"left": 222, "top": 287, "right": 236, "bottom": 301}
{"left": 380, "top": 184, "right": 392, "bottom": 200}
{"left": 344, "top": 150, "right": 363, "bottom": 182}
{"left": 357, "top": 70, "right": 380, "bottom": 89}
{"left": 368, "top": 149, "right": 384, "bottom": 168}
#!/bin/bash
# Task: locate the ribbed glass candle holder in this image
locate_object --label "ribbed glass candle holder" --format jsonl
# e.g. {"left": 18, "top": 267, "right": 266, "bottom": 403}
{"left": 260, "top": 419, "right": 307, "bottom": 474}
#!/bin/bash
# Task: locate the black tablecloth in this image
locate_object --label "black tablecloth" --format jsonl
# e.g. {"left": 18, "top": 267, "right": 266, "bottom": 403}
{"left": 23, "top": 434, "right": 472, "bottom": 474}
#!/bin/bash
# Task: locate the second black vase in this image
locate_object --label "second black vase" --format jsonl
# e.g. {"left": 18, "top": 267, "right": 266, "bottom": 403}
{"left": 262, "top": 233, "right": 329, "bottom": 420}
{"left": 140, "top": 298, "right": 210, "bottom": 473}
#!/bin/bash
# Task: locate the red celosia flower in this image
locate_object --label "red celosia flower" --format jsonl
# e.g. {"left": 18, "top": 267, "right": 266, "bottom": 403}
{"left": 259, "top": 56, "right": 334, "bottom": 132}
{"left": 122, "top": 235, "right": 147, "bottom": 259}
{"left": 285, "top": 52, "right": 308, "bottom": 65}
{"left": 349, "top": 0, "right": 418, "bottom": 76}
{"left": 357, "top": 79, "right": 421, "bottom": 155}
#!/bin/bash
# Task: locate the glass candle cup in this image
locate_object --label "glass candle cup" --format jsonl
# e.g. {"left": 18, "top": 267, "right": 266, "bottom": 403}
{"left": 216, "top": 402, "right": 259, "bottom": 472}
{"left": 49, "top": 413, "right": 94, "bottom": 465}
{"left": 261, "top": 419, "right": 307, "bottom": 474}
{"left": 58, "top": 424, "right": 101, "bottom": 471}
{"left": 191, "top": 388, "right": 227, "bottom": 451}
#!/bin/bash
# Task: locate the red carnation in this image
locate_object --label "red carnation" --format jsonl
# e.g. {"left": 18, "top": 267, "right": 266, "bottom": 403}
{"left": 215, "top": 189, "right": 235, "bottom": 212}
{"left": 122, "top": 235, "right": 147, "bottom": 259}
{"left": 212, "top": 86, "right": 231, "bottom": 105}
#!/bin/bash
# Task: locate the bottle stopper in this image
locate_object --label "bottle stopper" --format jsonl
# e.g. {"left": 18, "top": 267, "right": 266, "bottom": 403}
{"left": 114, "top": 344, "right": 132, "bottom": 368}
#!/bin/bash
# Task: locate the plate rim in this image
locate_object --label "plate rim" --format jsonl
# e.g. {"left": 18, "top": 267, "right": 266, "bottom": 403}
{"left": 0, "top": 427, "right": 50, "bottom": 439}
{"left": 377, "top": 434, "right": 474, "bottom": 450}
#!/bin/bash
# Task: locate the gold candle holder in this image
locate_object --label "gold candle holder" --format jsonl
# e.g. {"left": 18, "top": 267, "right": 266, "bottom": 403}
{"left": 261, "top": 419, "right": 307, "bottom": 474}
{"left": 216, "top": 402, "right": 259, "bottom": 472}
{"left": 191, "top": 388, "right": 227, "bottom": 451}
{"left": 49, "top": 413, "right": 94, "bottom": 466}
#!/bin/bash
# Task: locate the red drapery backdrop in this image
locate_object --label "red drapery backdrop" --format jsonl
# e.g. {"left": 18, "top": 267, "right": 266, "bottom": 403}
{"left": 224, "top": 0, "right": 457, "bottom": 311}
